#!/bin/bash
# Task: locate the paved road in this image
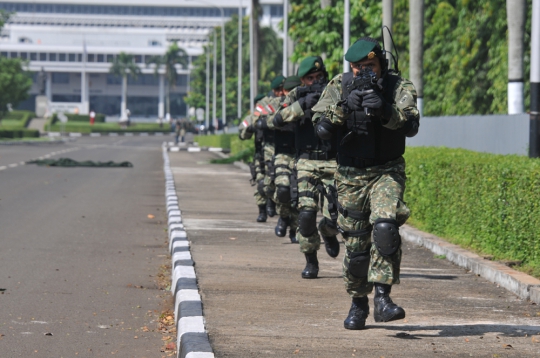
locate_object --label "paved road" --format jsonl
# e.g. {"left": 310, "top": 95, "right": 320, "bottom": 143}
{"left": 0, "top": 137, "right": 170, "bottom": 357}
{"left": 168, "top": 150, "right": 540, "bottom": 358}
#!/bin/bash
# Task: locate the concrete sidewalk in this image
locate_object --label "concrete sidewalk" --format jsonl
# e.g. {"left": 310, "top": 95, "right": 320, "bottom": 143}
{"left": 168, "top": 150, "right": 540, "bottom": 358}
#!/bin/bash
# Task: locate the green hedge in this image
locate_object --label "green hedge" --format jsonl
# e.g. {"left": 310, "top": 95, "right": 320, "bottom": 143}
{"left": 0, "top": 110, "right": 35, "bottom": 129}
{"left": 46, "top": 120, "right": 170, "bottom": 133}
{"left": 194, "top": 134, "right": 236, "bottom": 149}
{"left": 0, "top": 128, "right": 39, "bottom": 138}
{"left": 230, "top": 136, "right": 255, "bottom": 161}
{"left": 404, "top": 147, "right": 540, "bottom": 276}
{"left": 66, "top": 113, "right": 106, "bottom": 123}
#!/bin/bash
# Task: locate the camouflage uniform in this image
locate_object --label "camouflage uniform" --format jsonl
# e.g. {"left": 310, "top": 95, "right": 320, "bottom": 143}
{"left": 278, "top": 87, "right": 338, "bottom": 254}
{"left": 312, "top": 71, "right": 419, "bottom": 297}
{"left": 272, "top": 152, "right": 298, "bottom": 231}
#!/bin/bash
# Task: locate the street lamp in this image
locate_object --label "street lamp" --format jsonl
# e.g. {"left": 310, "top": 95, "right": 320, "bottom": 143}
{"left": 188, "top": 0, "right": 226, "bottom": 129}
{"left": 238, "top": 0, "right": 243, "bottom": 120}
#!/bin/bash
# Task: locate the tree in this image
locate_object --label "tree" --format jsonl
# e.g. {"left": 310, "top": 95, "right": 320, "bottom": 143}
{"left": 0, "top": 11, "right": 32, "bottom": 120}
{"left": 109, "top": 53, "right": 141, "bottom": 120}
{"left": 146, "top": 42, "right": 188, "bottom": 117}
{"left": 184, "top": 14, "right": 282, "bottom": 123}
{"left": 0, "top": 56, "right": 32, "bottom": 120}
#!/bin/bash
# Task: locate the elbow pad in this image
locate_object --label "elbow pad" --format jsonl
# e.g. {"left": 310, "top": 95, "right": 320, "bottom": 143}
{"left": 315, "top": 118, "right": 335, "bottom": 140}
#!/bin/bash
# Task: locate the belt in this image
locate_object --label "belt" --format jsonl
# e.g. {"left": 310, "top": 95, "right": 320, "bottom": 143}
{"left": 337, "top": 155, "right": 391, "bottom": 169}
{"left": 298, "top": 151, "right": 335, "bottom": 161}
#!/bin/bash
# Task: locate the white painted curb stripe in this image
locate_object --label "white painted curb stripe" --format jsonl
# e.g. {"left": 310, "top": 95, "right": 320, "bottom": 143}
{"left": 186, "top": 353, "right": 215, "bottom": 358}
{"left": 173, "top": 251, "right": 192, "bottom": 261}
{"left": 171, "top": 266, "right": 196, "bottom": 293}
{"left": 174, "top": 290, "right": 201, "bottom": 319}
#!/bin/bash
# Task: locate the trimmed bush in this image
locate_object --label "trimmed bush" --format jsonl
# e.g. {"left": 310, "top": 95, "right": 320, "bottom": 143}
{"left": 404, "top": 147, "right": 540, "bottom": 276}
{"left": 66, "top": 113, "right": 106, "bottom": 123}
{"left": 0, "top": 128, "right": 39, "bottom": 138}
{"left": 194, "top": 134, "right": 235, "bottom": 149}
{"left": 230, "top": 136, "right": 255, "bottom": 162}
{"left": 47, "top": 121, "right": 170, "bottom": 133}
{"left": 0, "top": 110, "right": 35, "bottom": 129}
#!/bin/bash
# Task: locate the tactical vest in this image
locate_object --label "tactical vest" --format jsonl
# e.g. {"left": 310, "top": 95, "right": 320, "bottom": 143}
{"left": 262, "top": 124, "right": 275, "bottom": 145}
{"left": 274, "top": 124, "right": 296, "bottom": 155}
{"left": 255, "top": 128, "right": 264, "bottom": 153}
{"left": 338, "top": 72, "right": 405, "bottom": 164}
{"left": 294, "top": 108, "right": 337, "bottom": 159}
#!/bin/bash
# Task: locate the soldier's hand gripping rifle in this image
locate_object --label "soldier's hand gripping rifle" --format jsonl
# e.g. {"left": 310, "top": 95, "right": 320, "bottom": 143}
{"left": 346, "top": 67, "right": 380, "bottom": 117}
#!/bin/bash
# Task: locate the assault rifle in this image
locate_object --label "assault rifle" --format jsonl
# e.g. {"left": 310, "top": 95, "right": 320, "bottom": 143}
{"left": 346, "top": 67, "right": 379, "bottom": 116}
{"left": 296, "top": 80, "right": 326, "bottom": 99}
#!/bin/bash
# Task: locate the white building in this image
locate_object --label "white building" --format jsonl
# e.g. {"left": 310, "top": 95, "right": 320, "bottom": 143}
{"left": 0, "top": 0, "right": 284, "bottom": 119}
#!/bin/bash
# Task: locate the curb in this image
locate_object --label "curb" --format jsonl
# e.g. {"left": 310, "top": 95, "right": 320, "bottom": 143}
{"left": 45, "top": 132, "right": 169, "bottom": 137}
{"left": 167, "top": 146, "right": 230, "bottom": 153}
{"left": 230, "top": 158, "right": 540, "bottom": 304}
{"left": 400, "top": 225, "right": 540, "bottom": 303}
{"left": 162, "top": 145, "right": 215, "bottom": 358}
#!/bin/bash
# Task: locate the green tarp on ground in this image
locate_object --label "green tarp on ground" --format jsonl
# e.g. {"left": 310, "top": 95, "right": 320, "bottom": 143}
{"left": 27, "top": 158, "right": 133, "bottom": 167}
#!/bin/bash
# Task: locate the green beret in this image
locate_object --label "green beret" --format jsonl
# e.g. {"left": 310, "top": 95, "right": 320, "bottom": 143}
{"left": 270, "top": 75, "right": 286, "bottom": 90}
{"left": 297, "top": 56, "right": 325, "bottom": 78}
{"left": 254, "top": 93, "right": 265, "bottom": 103}
{"left": 345, "top": 39, "right": 378, "bottom": 63}
{"left": 283, "top": 75, "right": 301, "bottom": 91}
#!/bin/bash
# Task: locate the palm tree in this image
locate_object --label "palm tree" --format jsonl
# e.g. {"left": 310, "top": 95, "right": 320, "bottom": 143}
{"left": 109, "top": 52, "right": 141, "bottom": 120}
{"left": 146, "top": 42, "right": 188, "bottom": 116}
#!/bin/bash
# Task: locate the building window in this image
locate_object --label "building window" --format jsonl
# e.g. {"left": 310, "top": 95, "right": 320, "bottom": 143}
{"left": 39, "top": 53, "right": 47, "bottom": 61}
{"left": 106, "top": 74, "right": 121, "bottom": 85}
{"left": 149, "top": 40, "right": 161, "bottom": 47}
{"left": 20, "top": 52, "right": 28, "bottom": 60}
{"left": 134, "top": 55, "right": 143, "bottom": 63}
{"left": 52, "top": 72, "right": 70, "bottom": 84}
{"left": 18, "top": 37, "right": 32, "bottom": 44}
{"left": 49, "top": 53, "right": 57, "bottom": 61}
{"left": 68, "top": 53, "right": 77, "bottom": 62}
{"left": 52, "top": 94, "right": 81, "bottom": 102}
{"left": 1, "top": 52, "right": 7, "bottom": 57}
{"left": 58, "top": 53, "right": 66, "bottom": 62}
{"left": 87, "top": 54, "right": 95, "bottom": 62}
{"left": 10, "top": 52, "right": 18, "bottom": 59}
{"left": 97, "top": 54, "right": 105, "bottom": 62}
{"left": 106, "top": 54, "right": 114, "bottom": 62}
{"left": 30, "top": 52, "right": 37, "bottom": 61}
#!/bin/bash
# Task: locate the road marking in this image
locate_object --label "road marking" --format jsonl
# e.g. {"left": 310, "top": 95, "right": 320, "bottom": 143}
{"left": 171, "top": 167, "right": 249, "bottom": 176}
{"left": 8, "top": 163, "right": 18, "bottom": 168}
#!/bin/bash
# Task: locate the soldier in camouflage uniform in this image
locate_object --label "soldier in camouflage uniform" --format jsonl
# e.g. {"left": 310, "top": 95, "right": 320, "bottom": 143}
{"left": 312, "top": 37, "right": 420, "bottom": 330}
{"left": 272, "top": 57, "right": 342, "bottom": 279}
{"left": 238, "top": 93, "right": 269, "bottom": 222}
{"left": 262, "top": 76, "right": 302, "bottom": 243}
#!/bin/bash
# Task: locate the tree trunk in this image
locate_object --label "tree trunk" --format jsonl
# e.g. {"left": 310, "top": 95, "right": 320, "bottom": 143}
{"left": 121, "top": 75, "right": 127, "bottom": 120}
{"left": 166, "top": 86, "right": 171, "bottom": 116}
{"left": 507, "top": 0, "right": 526, "bottom": 114}
{"left": 253, "top": 0, "right": 260, "bottom": 93}
{"left": 409, "top": 0, "right": 424, "bottom": 116}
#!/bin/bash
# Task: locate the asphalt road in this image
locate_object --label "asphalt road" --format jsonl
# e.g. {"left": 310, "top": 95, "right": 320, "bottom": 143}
{"left": 168, "top": 150, "right": 540, "bottom": 358}
{"left": 0, "top": 137, "right": 171, "bottom": 357}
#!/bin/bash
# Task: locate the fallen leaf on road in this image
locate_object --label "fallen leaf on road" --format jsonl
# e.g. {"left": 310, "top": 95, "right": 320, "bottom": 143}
{"left": 229, "top": 237, "right": 236, "bottom": 240}
{"left": 465, "top": 338, "right": 469, "bottom": 342}
{"left": 532, "top": 336, "right": 540, "bottom": 343}
{"left": 165, "top": 342, "right": 176, "bottom": 351}
{"left": 44, "top": 333, "right": 53, "bottom": 336}
{"left": 503, "top": 344, "right": 513, "bottom": 349}
{"left": 148, "top": 214, "right": 155, "bottom": 219}
{"left": 293, "top": 350, "right": 300, "bottom": 354}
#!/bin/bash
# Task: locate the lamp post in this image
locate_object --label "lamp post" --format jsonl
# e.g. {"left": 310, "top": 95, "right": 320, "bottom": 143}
{"left": 283, "top": 0, "right": 288, "bottom": 76}
{"left": 238, "top": 0, "right": 243, "bottom": 120}
{"left": 343, "top": 0, "right": 350, "bottom": 72}
{"left": 205, "top": 34, "right": 210, "bottom": 132}
{"left": 187, "top": 0, "right": 226, "bottom": 128}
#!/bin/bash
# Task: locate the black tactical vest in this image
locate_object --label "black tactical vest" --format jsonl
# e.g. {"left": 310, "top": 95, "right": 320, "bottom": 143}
{"left": 337, "top": 72, "right": 405, "bottom": 164}
{"left": 262, "top": 124, "right": 275, "bottom": 145}
{"left": 294, "top": 108, "right": 337, "bottom": 159}
{"left": 274, "top": 124, "right": 296, "bottom": 155}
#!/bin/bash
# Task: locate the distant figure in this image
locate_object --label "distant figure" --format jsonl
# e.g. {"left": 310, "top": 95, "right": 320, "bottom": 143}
{"left": 158, "top": 116, "right": 163, "bottom": 128}
{"left": 37, "top": 68, "right": 47, "bottom": 95}
{"left": 126, "top": 109, "right": 131, "bottom": 127}
{"left": 89, "top": 110, "right": 96, "bottom": 125}
{"left": 174, "top": 118, "right": 182, "bottom": 144}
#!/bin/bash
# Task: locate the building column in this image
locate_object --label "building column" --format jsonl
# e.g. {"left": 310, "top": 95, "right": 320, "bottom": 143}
{"left": 81, "top": 72, "right": 89, "bottom": 114}
{"left": 158, "top": 73, "right": 165, "bottom": 119}
{"left": 45, "top": 72, "right": 52, "bottom": 101}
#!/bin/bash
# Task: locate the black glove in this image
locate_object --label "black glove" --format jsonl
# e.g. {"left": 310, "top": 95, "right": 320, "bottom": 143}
{"left": 255, "top": 118, "right": 268, "bottom": 130}
{"left": 315, "top": 117, "right": 335, "bottom": 140}
{"left": 345, "top": 89, "right": 363, "bottom": 111}
{"left": 361, "top": 90, "right": 384, "bottom": 109}
{"left": 298, "top": 92, "right": 320, "bottom": 110}
{"left": 245, "top": 124, "right": 254, "bottom": 134}
{"left": 272, "top": 113, "right": 285, "bottom": 128}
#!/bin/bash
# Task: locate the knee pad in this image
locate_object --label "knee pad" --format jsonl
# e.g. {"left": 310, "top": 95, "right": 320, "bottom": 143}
{"left": 298, "top": 210, "right": 317, "bottom": 237}
{"left": 318, "top": 217, "right": 339, "bottom": 236}
{"left": 265, "top": 186, "right": 275, "bottom": 198}
{"left": 346, "top": 247, "right": 371, "bottom": 278}
{"left": 373, "top": 218, "right": 401, "bottom": 256}
{"left": 276, "top": 185, "right": 291, "bottom": 203}
{"left": 257, "top": 179, "right": 265, "bottom": 196}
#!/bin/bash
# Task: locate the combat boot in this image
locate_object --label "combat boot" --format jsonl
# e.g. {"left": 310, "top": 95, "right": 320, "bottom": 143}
{"left": 343, "top": 296, "right": 369, "bottom": 330}
{"left": 256, "top": 204, "right": 267, "bottom": 222}
{"left": 266, "top": 199, "right": 276, "bottom": 217}
{"left": 301, "top": 251, "right": 319, "bottom": 279}
{"left": 321, "top": 235, "right": 340, "bottom": 258}
{"left": 275, "top": 216, "right": 290, "bottom": 237}
{"left": 373, "top": 283, "right": 405, "bottom": 322}
{"left": 289, "top": 228, "right": 298, "bottom": 244}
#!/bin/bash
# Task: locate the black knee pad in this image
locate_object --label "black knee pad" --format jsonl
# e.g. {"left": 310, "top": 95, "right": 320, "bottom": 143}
{"left": 265, "top": 186, "right": 275, "bottom": 198}
{"left": 298, "top": 210, "right": 317, "bottom": 237}
{"left": 276, "top": 185, "right": 291, "bottom": 203}
{"left": 257, "top": 179, "right": 265, "bottom": 196}
{"left": 318, "top": 217, "right": 339, "bottom": 236}
{"left": 373, "top": 218, "right": 401, "bottom": 256}
{"left": 346, "top": 247, "right": 371, "bottom": 278}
